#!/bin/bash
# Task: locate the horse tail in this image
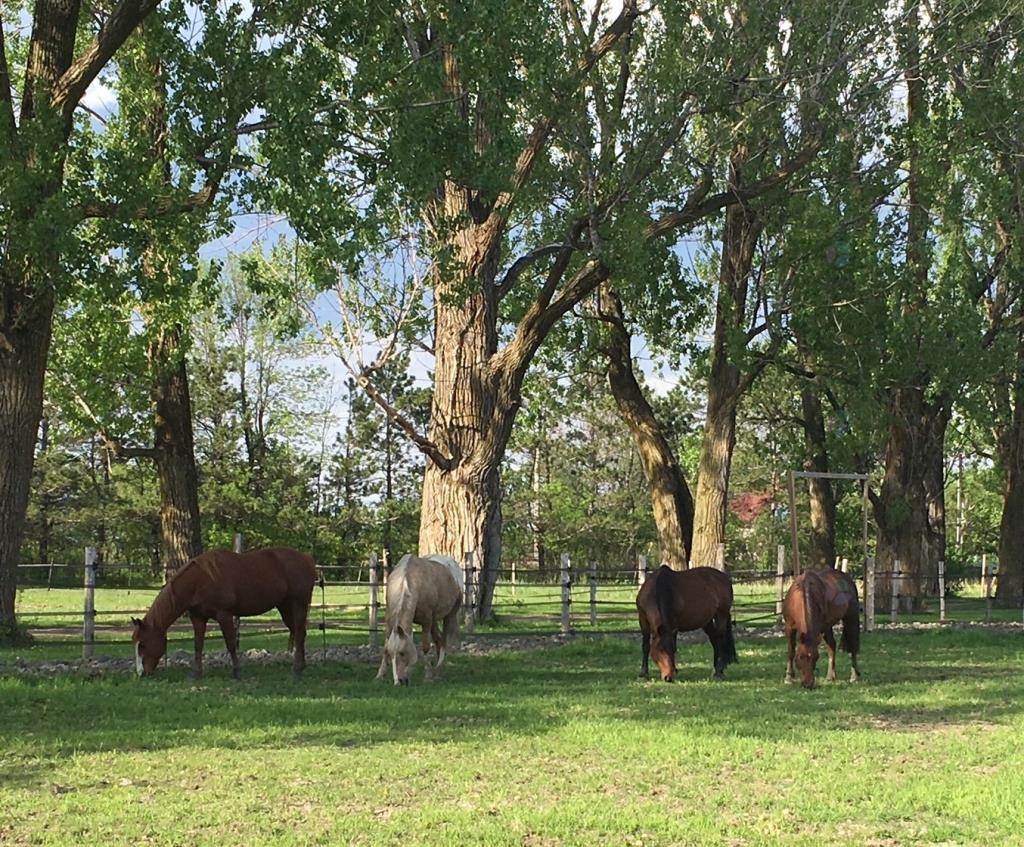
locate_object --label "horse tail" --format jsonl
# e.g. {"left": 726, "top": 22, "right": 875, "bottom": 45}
{"left": 722, "top": 614, "right": 738, "bottom": 666}
{"left": 654, "top": 566, "right": 674, "bottom": 632}
{"left": 840, "top": 602, "right": 861, "bottom": 655}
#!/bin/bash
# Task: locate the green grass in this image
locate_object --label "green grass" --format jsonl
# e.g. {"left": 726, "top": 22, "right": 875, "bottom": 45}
{"left": 2, "top": 629, "right": 1023, "bottom": 846}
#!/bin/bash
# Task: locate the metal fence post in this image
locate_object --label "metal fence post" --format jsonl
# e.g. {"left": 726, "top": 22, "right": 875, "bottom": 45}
{"left": 368, "top": 552, "right": 380, "bottom": 650}
{"left": 589, "top": 561, "right": 598, "bottom": 627}
{"left": 463, "top": 551, "right": 475, "bottom": 634}
{"left": 560, "top": 553, "right": 572, "bottom": 636}
{"left": 83, "top": 546, "right": 97, "bottom": 660}
{"left": 938, "top": 559, "right": 946, "bottom": 622}
{"left": 865, "top": 556, "right": 875, "bottom": 632}
{"left": 776, "top": 545, "right": 785, "bottom": 622}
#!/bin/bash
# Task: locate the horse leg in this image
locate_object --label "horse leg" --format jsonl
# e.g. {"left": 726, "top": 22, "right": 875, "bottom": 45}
{"left": 703, "top": 620, "right": 724, "bottom": 680}
{"left": 277, "top": 603, "right": 295, "bottom": 653}
{"left": 421, "top": 616, "right": 434, "bottom": 680}
{"left": 639, "top": 613, "right": 651, "bottom": 679}
{"left": 190, "top": 615, "right": 207, "bottom": 679}
{"left": 290, "top": 597, "right": 309, "bottom": 678}
{"left": 430, "top": 621, "right": 445, "bottom": 676}
{"left": 784, "top": 626, "right": 797, "bottom": 684}
{"left": 823, "top": 627, "right": 838, "bottom": 682}
{"left": 216, "top": 612, "right": 241, "bottom": 679}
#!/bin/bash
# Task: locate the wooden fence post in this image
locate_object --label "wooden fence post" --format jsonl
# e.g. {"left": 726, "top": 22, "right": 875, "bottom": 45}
{"left": 938, "top": 559, "right": 946, "bottom": 622}
{"left": 716, "top": 543, "right": 726, "bottom": 571}
{"left": 83, "top": 546, "right": 97, "bottom": 660}
{"left": 368, "top": 552, "right": 380, "bottom": 650}
{"left": 589, "top": 561, "right": 598, "bottom": 627}
{"left": 511, "top": 558, "right": 517, "bottom": 597}
{"left": 231, "top": 533, "right": 244, "bottom": 650}
{"left": 463, "top": 552, "right": 475, "bottom": 634}
{"left": 890, "top": 559, "right": 900, "bottom": 623}
{"left": 560, "top": 553, "right": 572, "bottom": 636}
{"left": 637, "top": 555, "right": 648, "bottom": 589}
{"left": 983, "top": 554, "right": 993, "bottom": 622}
{"left": 840, "top": 557, "right": 849, "bottom": 574}
{"left": 865, "top": 556, "right": 875, "bottom": 632}
{"left": 776, "top": 545, "right": 785, "bottom": 622}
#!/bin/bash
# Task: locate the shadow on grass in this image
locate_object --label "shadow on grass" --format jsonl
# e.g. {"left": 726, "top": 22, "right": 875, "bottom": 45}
{"left": 1, "top": 629, "right": 1022, "bottom": 767}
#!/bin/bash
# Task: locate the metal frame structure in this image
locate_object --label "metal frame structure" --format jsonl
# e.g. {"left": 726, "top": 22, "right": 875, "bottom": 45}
{"left": 785, "top": 470, "right": 871, "bottom": 579}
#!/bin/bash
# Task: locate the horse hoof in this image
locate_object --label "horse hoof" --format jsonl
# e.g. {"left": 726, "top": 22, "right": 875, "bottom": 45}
{"left": 850, "top": 674, "right": 861, "bottom": 684}
{"left": 784, "top": 675, "right": 795, "bottom": 685}
{"left": 712, "top": 672, "right": 725, "bottom": 681}
{"left": 638, "top": 672, "right": 649, "bottom": 680}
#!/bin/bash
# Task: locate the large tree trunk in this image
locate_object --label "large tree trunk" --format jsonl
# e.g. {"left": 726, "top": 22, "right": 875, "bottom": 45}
{"left": 921, "top": 401, "right": 950, "bottom": 595}
{"left": 996, "top": 330, "right": 1024, "bottom": 607}
{"left": 873, "top": 388, "right": 949, "bottom": 606}
{"left": 418, "top": 187, "right": 507, "bottom": 619}
{"left": 691, "top": 192, "right": 762, "bottom": 568}
{"left": 150, "top": 326, "right": 203, "bottom": 578}
{"left": 601, "top": 287, "right": 694, "bottom": 568}
{"left": 800, "top": 384, "right": 836, "bottom": 570}
{"left": 0, "top": 296, "right": 54, "bottom": 630}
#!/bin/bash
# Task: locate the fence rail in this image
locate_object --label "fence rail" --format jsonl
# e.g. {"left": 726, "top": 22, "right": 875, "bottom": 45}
{"left": 12, "top": 548, "right": 1023, "bottom": 656}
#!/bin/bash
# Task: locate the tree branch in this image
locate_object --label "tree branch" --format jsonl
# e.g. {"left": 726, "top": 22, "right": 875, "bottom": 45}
{"left": 494, "top": 243, "right": 565, "bottom": 300}
{"left": 78, "top": 165, "right": 223, "bottom": 220}
{"left": 51, "top": 0, "right": 163, "bottom": 127}
{"left": 644, "top": 137, "right": 821, "bottom": 240}
{"left": 73, "top": 395, "right": 158, "bottom": 460}
{"left": 0, "top": 15, "right": 15, "bottom": 139}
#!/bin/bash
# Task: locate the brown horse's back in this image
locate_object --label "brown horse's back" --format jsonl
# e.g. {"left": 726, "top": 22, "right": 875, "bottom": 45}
{"left": 784, "top": 568, "right": 858, "bottom": 632}
{"left": 190, "top": 547, "right": 316, "bottom": 617}
{"left": 636, "top": 566, "right": 733, "bottom": 633}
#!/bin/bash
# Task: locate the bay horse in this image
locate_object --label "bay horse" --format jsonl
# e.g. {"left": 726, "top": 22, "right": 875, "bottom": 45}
{"left": 783, "top": 568, "right": 861, "bottom": 689}
{"left": 375, "top": 554, "right": 463, "bottom": 685}
{"left": 131, "top": 547, "right": 316, "bottom": 679}
{"left": 636, "top": 565, "right": 737, "bottom": 682}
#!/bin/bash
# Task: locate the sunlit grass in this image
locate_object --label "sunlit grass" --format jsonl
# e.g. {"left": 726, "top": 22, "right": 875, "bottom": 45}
{"left": 1, "top": 629, "right": 1023, "bottom": 846}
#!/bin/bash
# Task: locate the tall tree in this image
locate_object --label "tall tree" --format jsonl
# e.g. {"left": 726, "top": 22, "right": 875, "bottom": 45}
{"left": 0, "top": 0, "right": 270, "bottom": 628}
{"left": 274, "top": 1, "right": 877, "bottom": 616}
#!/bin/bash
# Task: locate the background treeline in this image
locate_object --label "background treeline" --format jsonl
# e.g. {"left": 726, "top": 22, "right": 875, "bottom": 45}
{"left": 2, "top": 1, "right": 1021, "bottom": 627}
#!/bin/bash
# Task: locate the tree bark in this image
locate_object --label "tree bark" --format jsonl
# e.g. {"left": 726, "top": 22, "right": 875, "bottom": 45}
{"left": 996, "top": 329, "right": 1024, "bottom": 607}
{"left": 601, "top": 287, "right": 694, "bottom": 568}
{"left": 691, "top": 190, "right": 762, "bottom": 568}
{"left": 800, "top": 384, "right": 836, "bottom": 570}
{"left": 0, "top": 294, "right": 54, "bottom": 630}
{"left": 149, "top": 326, "right": 203, "bottom": 578}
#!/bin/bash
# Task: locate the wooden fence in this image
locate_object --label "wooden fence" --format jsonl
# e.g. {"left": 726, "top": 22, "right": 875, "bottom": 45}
{"left": 13, "top": 547, "right": 1022, "bottom": 658}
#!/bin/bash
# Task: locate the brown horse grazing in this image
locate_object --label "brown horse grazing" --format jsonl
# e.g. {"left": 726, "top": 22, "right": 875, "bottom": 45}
{"left": 375, "top": 554, "right": 463, "bottom": 685}
{"left": 131, "top": 547, "right": 316, "bottom": 679}
{"left": 636, "top": 565, "right": 737, "bottom": 682}
{"left": 783, "top": 568, "right": 861, "bottom": 689}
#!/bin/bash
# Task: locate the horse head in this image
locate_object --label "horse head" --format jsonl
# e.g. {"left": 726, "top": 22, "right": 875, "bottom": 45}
{"left": 131, "top": 617, "right": 167, "bottom": 677}
{"left": 795, "top": 632, "right": 819, "bottom": 689}
{"left": 383, "top": 624, "right": 417, "bottom": 686}
{"left": 650, "top": 625, "right": 677, "bottom": 682}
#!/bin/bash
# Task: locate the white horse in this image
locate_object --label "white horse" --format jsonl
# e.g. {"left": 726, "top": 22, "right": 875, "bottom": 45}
{"left": 376, "top": 554, "right": 463, "bottom": 685}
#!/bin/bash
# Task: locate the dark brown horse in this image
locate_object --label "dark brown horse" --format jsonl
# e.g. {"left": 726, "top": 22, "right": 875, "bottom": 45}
{"left": 783, "top": 568, "right": 861, "bottom": 689}
{"left": 637, "top": 565, "right": 737, "bottom": 682}
{"left": 131, "top": 547, "right": 316, "bottom": 679}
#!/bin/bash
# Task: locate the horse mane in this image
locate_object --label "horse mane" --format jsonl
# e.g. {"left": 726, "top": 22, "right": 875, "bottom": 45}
{"left": 800, "top": 570, "right": 827, "bottom": 639}
{"left": 145, "top": 555, "right": 205, "bottom": 631}
{"left": 386, "top": 560, "right": 418, "bottom": 642}
{"left": 654, "top": 566, "right": 675, "bottom": 634}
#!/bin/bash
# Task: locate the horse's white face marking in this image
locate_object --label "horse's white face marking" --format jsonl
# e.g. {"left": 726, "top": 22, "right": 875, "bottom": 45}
{"left": 135, "top": 642, "right": 143, "bottom": 677}
{"left": 391, "top": 656, "right": 399, "bottom": 686}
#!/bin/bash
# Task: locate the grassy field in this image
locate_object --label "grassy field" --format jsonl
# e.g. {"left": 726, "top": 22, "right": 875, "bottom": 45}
{"left": 2, "top": 628, "right": 1023, "bottom": 846}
